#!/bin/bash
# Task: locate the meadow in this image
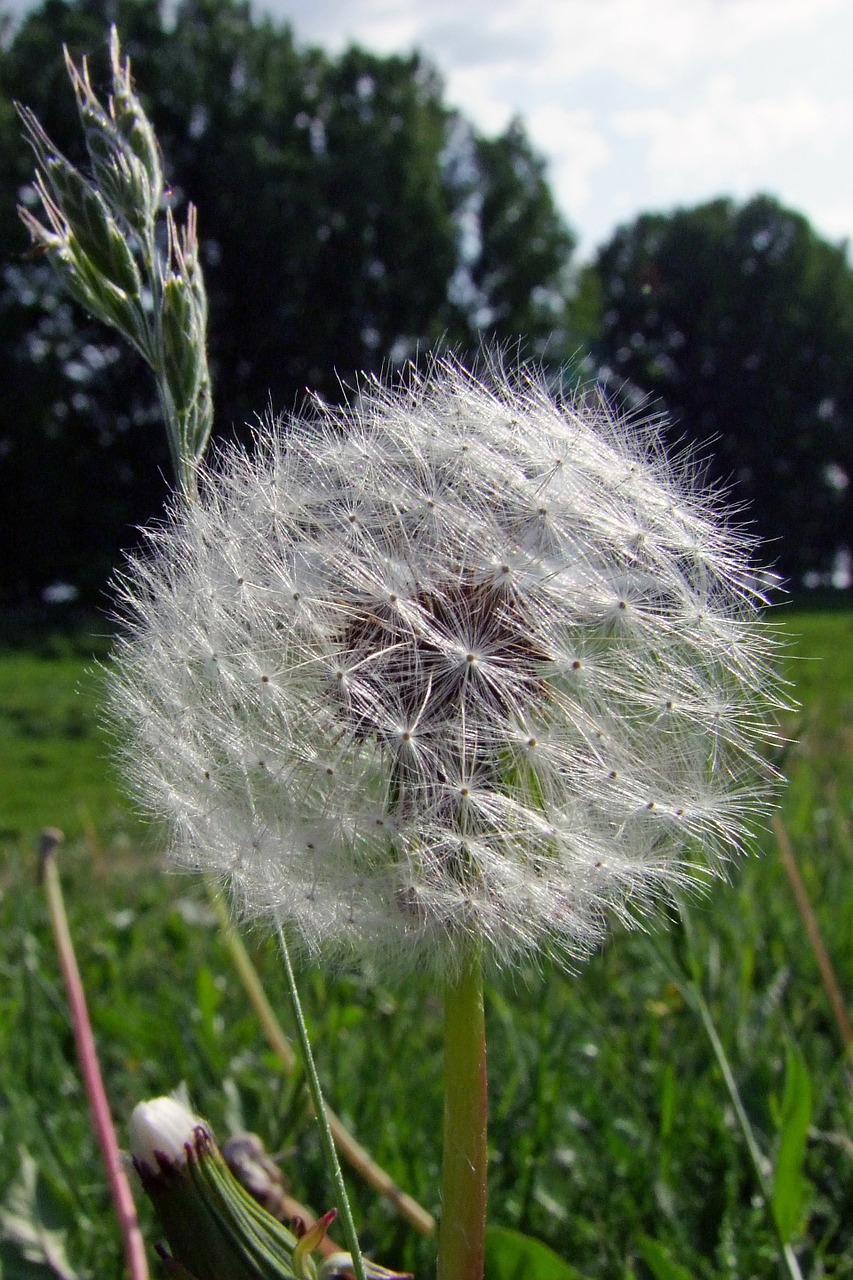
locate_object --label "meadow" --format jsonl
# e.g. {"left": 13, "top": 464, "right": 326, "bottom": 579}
{"left": 0, "top": 609, "right": 851, "bottom": 1279}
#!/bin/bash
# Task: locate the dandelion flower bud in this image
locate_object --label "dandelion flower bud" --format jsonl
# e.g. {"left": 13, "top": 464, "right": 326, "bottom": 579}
{"left": 109, "top": 359, "right": 782, "bottom": 976}
{"left": 129, "top": 1095, "right": 202, "bottom": 1171}
{"left": 128, "top": 1097, "right": 407, "bottom": 1280}
{"left": 129, "top": 1096, "right": 306, "bottom": 1279}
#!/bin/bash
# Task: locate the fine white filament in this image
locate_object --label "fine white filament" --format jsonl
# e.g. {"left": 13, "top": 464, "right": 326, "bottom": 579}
{"left": 109, "top": 359, "right": 782, "bottom": 976}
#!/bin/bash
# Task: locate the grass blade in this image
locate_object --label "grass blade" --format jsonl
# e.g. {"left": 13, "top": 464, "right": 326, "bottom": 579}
{"left": 772, "top": 1043, "right": 812, "bottom": 1244}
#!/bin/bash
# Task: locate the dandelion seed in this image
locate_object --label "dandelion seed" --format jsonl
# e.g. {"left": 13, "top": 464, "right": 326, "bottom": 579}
{"left": 108, "top": 358, "right": 783, "bottom": 976}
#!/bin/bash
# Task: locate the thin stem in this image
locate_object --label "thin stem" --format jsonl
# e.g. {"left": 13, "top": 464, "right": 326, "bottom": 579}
{"left": 210, "top": 889, "right": 435, "bottom": 1235}
{"left": 680, "top": 982, "right": 805, "bottom": 1280}
{"left": 274, "top": 921, "right": 368, "bottom": 1280}
{"left": 437, "top": 953, "right": 488, "bottom": 1280}
{"left": 39, "top": 829, "right": 149, "bottom": 1280}
{"left": 772, "top": 815, "right": 853, "bottom": 1064}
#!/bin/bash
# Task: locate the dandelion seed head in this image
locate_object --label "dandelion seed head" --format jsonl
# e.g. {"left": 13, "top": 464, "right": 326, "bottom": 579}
{"left": 108, "top": 358, "right": 783, "bottom": 977}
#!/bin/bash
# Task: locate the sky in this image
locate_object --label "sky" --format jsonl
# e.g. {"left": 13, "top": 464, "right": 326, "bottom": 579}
{"left": 252, "top": 0, "right": 853, "bottom": 261}
{"left": 4, "top": 0, "right": 850, "bottom": 256}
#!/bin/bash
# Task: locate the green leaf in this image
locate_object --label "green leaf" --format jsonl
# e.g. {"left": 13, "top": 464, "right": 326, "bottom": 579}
{"left": 637, "top": 1236, "right": 695, "bottom": 1280}
{"left": 0, "top": 1150, "right": 81, "bottom": 1280}
{"left": 484, "top": 1226, "right": 588, "bottom": 1280}
{"left": 0, "top": 1244, "right": 74, "bottom": 1280}
{"left": 772, "top": 1042, "right": 813, "bottom": 1243}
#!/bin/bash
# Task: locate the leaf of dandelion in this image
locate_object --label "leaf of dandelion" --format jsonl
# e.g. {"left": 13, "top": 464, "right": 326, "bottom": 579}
{"left": 483, "top": 1225, "right": 588, "bottom": 1280}
{"left": 0, "top": 1150, "right": 81, "bottom": 1280}
{"left": 636, "top": 1236, "right": 695, "bottom": 1280}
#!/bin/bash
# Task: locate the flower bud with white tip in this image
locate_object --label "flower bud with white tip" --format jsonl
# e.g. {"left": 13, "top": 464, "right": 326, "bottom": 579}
{"left": 318, "top": 1254, "right": 412, "bottom": 1280}
{"left": 130, "top": 1095, "right": 201, "bottom": 1170}
{"left": 129, "top": 1096, "right": 405, "bottom": 1280}
{"left": 129, "top": 1095, "right": 307, "bottom": 1280}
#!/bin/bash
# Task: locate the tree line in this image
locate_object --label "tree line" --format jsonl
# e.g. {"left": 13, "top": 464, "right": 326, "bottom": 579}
{"left": 1, "top": 0, "right": 851, "bottom": 603}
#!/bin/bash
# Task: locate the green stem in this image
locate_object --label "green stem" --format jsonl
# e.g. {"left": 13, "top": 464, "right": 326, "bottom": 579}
{"left": 274, "top": 922, "right": 368, "bottom": 1280}
{"left": 437, "top": 953, "right": 488, "bottom": 1280}
{"left": 685, "top": 986, "right": 805, "bottom": 1280}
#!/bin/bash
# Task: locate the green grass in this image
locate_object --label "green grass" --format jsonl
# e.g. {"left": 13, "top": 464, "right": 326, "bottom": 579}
{"left": 0, "top": 640, "right": 136, "bottom": 846}
{"left": 0, "top": 612, "right": 851, "bottom": 1279}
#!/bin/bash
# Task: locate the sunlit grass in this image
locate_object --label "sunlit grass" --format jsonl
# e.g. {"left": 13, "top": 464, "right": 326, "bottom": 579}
{"left": 0, "top": 647, "right": 131, "bottom": 846}
{"left": 0, "top": 610, "right": 851, "bottom": 1278}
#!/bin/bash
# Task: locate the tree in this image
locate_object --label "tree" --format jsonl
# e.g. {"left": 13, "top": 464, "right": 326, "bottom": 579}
{"left": 591, "top": 196, "right": 853, "bottom": 588}
{"left": 443, "top": 117, "right": 576, "bottom": 353}
{"left": 0, "top": 0, "right": 578, "bottom": 604}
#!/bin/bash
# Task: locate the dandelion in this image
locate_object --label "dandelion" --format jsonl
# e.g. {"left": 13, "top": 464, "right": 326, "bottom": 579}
{"left": 109, "top": 357, "right": 780, "bottom": 976}
{"left": 24, "top": 32, "right": 785, "bottom": 1280}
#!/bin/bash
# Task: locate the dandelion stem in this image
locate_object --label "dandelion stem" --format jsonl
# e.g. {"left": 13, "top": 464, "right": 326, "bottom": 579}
{"left": 437, "top": 952, "right": 488, "bottom": 1280}
{"left": 275, "top": 920, "right": 368, "bottom": 1280}
{"left": 39, "top": 828, "right": 149, "bottom": 1280}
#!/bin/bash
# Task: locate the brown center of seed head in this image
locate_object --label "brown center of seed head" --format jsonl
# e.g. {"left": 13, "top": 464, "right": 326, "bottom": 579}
{"left": 337, "top": 577, "right": 548, "bottom": 741}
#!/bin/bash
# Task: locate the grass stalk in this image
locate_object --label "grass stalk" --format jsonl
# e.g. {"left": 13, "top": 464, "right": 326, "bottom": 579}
{"left": 436, "top": 953, "right": 488, "bottom": 1280}
{"left": 210, "top": 888, "right": 436, "bottom": 1235}
{"left": 772, "top": 814, "right": 853, "bottom": 1065}
{"left": 275, "top": 920, "right": 368, "bottom": 1280}
{"left": 680, "top": 980, "right": 805, "bottom": 1280}
{"left": 38, "top": 828, "right": 149, "bottom": 1280}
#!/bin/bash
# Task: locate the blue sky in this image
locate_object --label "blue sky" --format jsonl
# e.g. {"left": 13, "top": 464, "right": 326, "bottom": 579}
{"left": 258, "top": 0, "right": 853, "bottom": 260}
{"left": 5, "top": 0, "right": 850, "bottom": 260}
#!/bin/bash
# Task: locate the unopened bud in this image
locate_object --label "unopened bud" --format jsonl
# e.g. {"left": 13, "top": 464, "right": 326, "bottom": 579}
{"left": 129, "top": 1097, "right": 408, "bottom": 1280}
{"left": 129, "top": 1095, "right": 303, "bottom": 1280}
{"left": 129, "top": 1095, "right": 201, "bottom": 1170}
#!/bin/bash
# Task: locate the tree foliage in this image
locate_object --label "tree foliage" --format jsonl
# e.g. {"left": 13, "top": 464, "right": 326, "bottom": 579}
{"left": 0, "top": 0, "right": 577, "bottom": 604}
{"left": 592, "top": 196, "right": 853, "bottom": 587}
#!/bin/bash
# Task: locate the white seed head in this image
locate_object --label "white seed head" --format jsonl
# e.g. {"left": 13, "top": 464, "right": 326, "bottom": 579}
{"left": 108, "top": 358, "right": 783, "bottom": 976}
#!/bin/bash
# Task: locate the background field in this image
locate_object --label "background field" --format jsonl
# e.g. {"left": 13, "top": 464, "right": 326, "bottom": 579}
{"left": 0, "top": 609, "right": 851, "bottom": 1279}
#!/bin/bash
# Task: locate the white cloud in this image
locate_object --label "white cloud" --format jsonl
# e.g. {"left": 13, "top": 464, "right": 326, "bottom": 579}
{"left": 613, "top": 77, "right": 853, "bottom": 187}
{"left": 269, "top": 0, "right": 853, "bottom": 253}
{"left": 526, "top": 0, "right": 844, "bottom": 88}
{"left": 526, "top": 105, "right": 611, "bottom": 216}
{"left": 813, "top": 203, "right": 853, "bottom": 247}
{"left": 286, "top": 0, "right": 848, "bottom": 92}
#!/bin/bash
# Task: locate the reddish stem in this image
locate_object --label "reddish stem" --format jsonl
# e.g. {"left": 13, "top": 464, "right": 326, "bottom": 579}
{"left": 772, "top": 815, "right": 853, "bottom": 1062}
{"left": 39, "top": 828, "right": 149, "bottom": 1280}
